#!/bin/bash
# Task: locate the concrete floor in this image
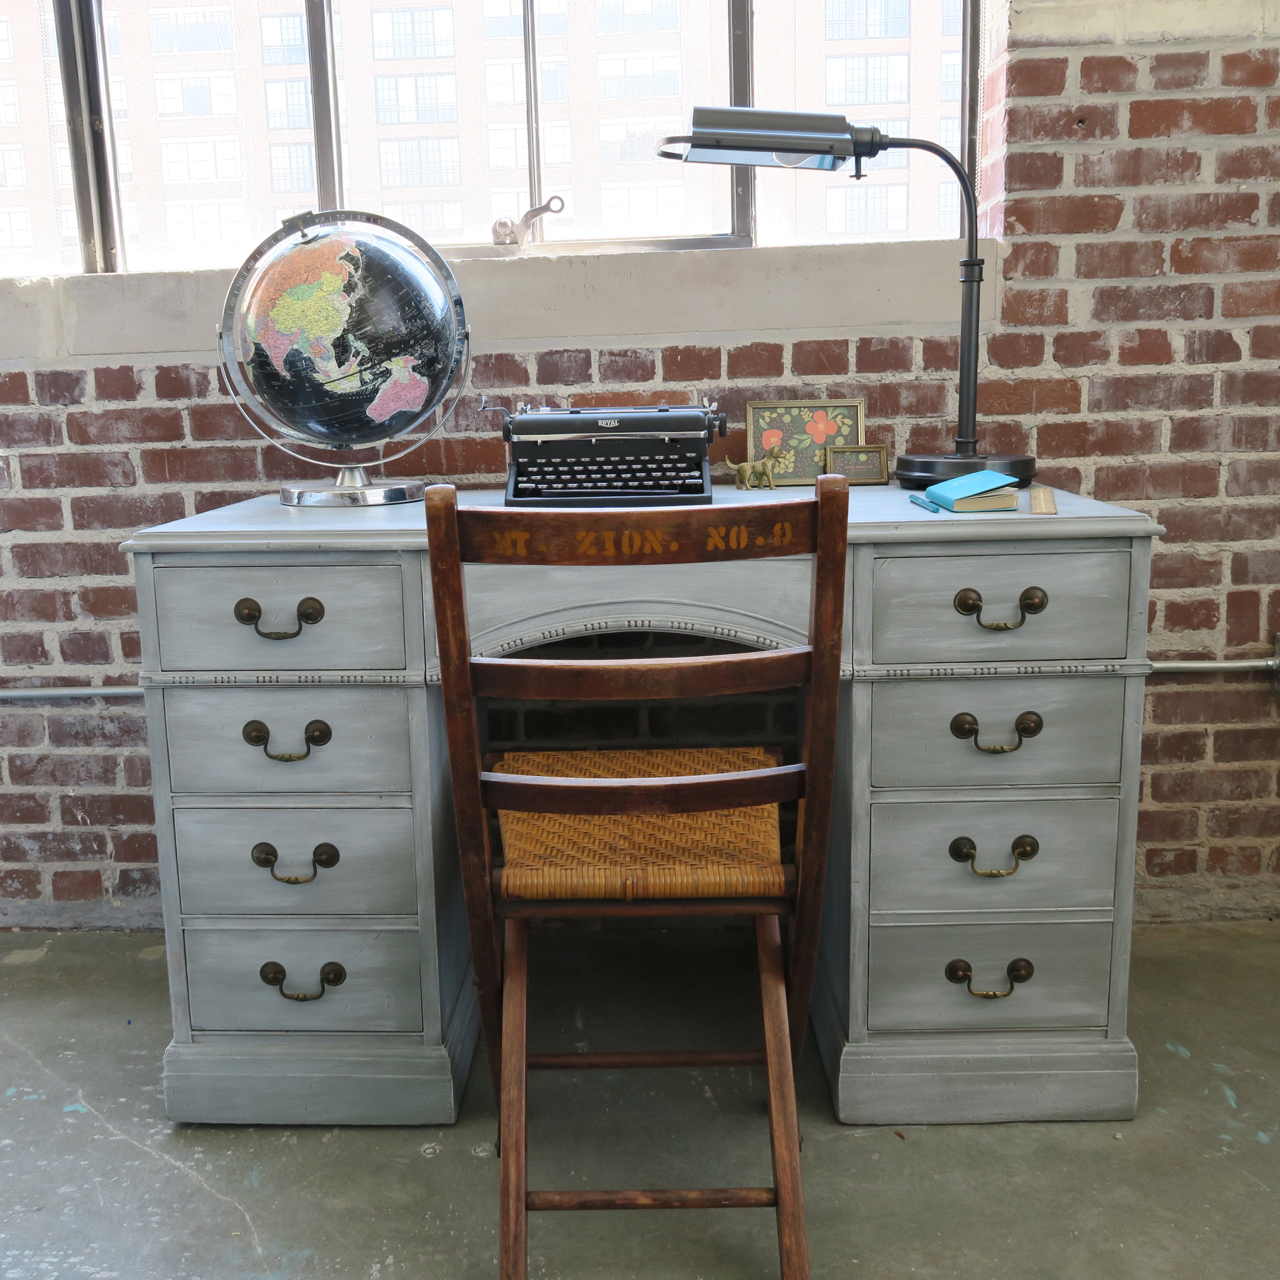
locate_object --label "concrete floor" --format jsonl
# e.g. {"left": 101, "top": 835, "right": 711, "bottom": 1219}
{"left": 1, "top": 922, "right": 1277, "bottom": 1280}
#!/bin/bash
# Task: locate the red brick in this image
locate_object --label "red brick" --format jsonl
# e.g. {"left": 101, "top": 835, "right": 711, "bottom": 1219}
{"left": 1138, "top": 809, "right": 1200, "bottom": 842}
{"left": 598, "top": 348, "right": 655, "bottom": 382}
{"left": 1095, "top": 460, "right": 1218, "bottom": 501}
{"left": 662, "top": 345, "right": 722, "bottom": 381}
{"left": 1008, "top": 57, "right": 1068, "bottom": 97}
{"left": 1142, "top": 730, "right": 1208, "bottom": 765}
{"left": 563, "top": 389, "right": 692, "bottom": 412}
{"left": 1164, "top": 597, "right": 1219, "bottom": 631}
{"left": 790, "top": 340, "right": 846, "bottom": 377}
{"left": 77, "top": 585, "right": 137, "bottom": 619}
{"left": 1006, "top": 152, "right": 1063, "bottom": 191}
{"left": 851, "top": 337, "right": 909, "bottom": 374}
{"left": 1093, "top": 284, "right": 1215, "bottom": 324}
{"left": 1117, "top": 329, "right": 1174, "bottom": 366}
{"left": 987, "top": 333, "right": 1044, "bottom": 369}
{"left": 859, "top": 382, "right": 948, "bottom": 418}
{"left": 1144, "top": 847, "right": 1199, "bottom": 877}
{"left": 1150, "top": 553, "right": 1223, "bottom": 590}
{"left": 0, "top": 633, "right": 50, "bottom": 665}
{"left": 70, "top": 492, "right": 186, "bottom": 531}
{"left": 1002, "top": 242, "right": 1059, "bottom": 280}
{"left": 535, "top": 349, "right": 591, "bottom": 384}
{"left": 261, "top": 448, "right": 333, "bottom": 482}
{"left": 921, "top": 337, "right": 959, "bottom": 370}
{"left": 1226, "top": 590, "right": 1261, "bottom": 647}
{"left": 976, "top": 378, "right": 1079, "bottom": 415}
{"left": 1155, "top": 503, "right": 1279, "bottom": 543}
{"left": 472, "top": 353, "right": 529, "bottom": 387}
{"left": 1215, "top": 728, "right": 1280, "bottom": 763}
{"left": 1032, "top": 465, "right": 1082, "bottom": 493}
{"left": 34, "top": 369, "right": 86, "bottom": 406}
{"left": 1039, "top": 419, "right": 1161, "bottom": 457}
{"left": 18, "top": 451, "right": 136, "bottom": 489}
{"left": 1002, "top": 288, "right": 1069, "bottom": 327}
{"left": 0, "top": 370, "right": 29, "bottom": 403}
{"left": 726, "top": 343, "right": 783, "bottom": 379}
{"left": 115, "top": 868, "right": 160, "bottom": 898}
{"left": 9, "top": 542, "right": 130, "bottom": 578}
{"left": 48, "top": 712, "right": 145, "bottom": 748}
{"left": 124, "top": 755, "right": 151, "bottom": 787}
{"left": 141, "top": 446, "right": 259, "bottom": 484}
{"left": 7, "top": 753, "right": 118, "bottom": 786}
{"left": 1183, "top": 330, "right": 1242, "bottom": 365}
{"left": 1088, "top": 373, "right": 1214, "bottom": 413}
{"left": 977, "top": 421, "right": 1033, "bottom": 455}
{"left": 1050, "top": 331, "right": 1108, "bottom": 367}
{"left": 0, "top": 590, "right": 73, "bottom": 622}
{"left": 1007, "top": 103, "right": 1118, "bottom": 144}
{"left": 1005, "top": 195, "right": 1124, "bottom": 235}
{"left": 1270, "top": 192, "right": 1280, "bottom": 227}
{"left": 113, "top": 832, "right": 158, "bottom": 863}
{"left": 189, "top": 403, "right": 256, "bottom": 441}
{"left": 61, "top": 793, "right": 155, "bottom": 826}
{"left": 0, "top": 497, "right": 62, "bottom": 531}
{"left": 155, "top": 364, "right": 210, "bottom": 399}
{"left": 1206, "top": 805, "right": 1280, "bottom": 838}
{"left": 1207, "top": 847, "right": 1265, "bottom": 877}
{"left": 1222, "top": 49, "right": 1279, "bottom": 87}
{"left": 1224, "top": 369, "right": 1280, "bottom": 406}
{"left": 1149, "top": 686, "right": 1272, "bottom": 725}
{"left": 419, "top": 433, "right": 509, "bottom": 476}
{"left": 1080, "top": 55, "right": 1138, "bottom": 94}
{"left": 1150, "top": 51, "right": 1209, "bottom": 90}
{"left": 1074, "top": 241, "right": 1166, "bottom": 279}
{"left": 1232, "top": 549, "right": 1280, "bottom": 584}
{"left": 1223, "top": 280, "right": 1280, "bottom": 319}
{"left": 1170, "top": 414, "right": 1280, "bottom": 453}
{"left": 0, "top": 713, "right": 43, "bottom": 747}
{"left": 58, "top": 632, "right": 112, "bottom": 665}
{"left": 93, "top": 366, "right": 142, "bottom": 401}
{"left": 1250, "top": 326, "right": 1280, "bottom": 358}
{"left": 0, "top": 868, "right": 41, "bottom": 899}
{"left": 52, "top": 869, "right": 103, "bottom": 901}
{"left": 1, "top": 412, "right": 63, "bottom": 448}
{"left": 0, "top": 831, "right": 109, "bottom": 863}
{"left": 1217, "top": 145, "right": 1280, "bottom": 184}
{"left": 1151, "top": 769, "right": 1272, "bottom": 804}
{"left": 1130, "top": 97, "right": 1258, "bottom": 138}
{"left": 66, "top": 408, "right": 185, "bottom": 445}
{"left": 1229, "top": 459, "right": 1280, "bottom": 496}
{"left": 1076, "top": 148, "right": 1200, "bottom": 188}
{"left": 0, "top": 793, "right": 50, "bottom": 824}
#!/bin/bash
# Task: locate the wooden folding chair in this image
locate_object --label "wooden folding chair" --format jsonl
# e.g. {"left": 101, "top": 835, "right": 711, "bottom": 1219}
{"left": 425, "top": 476, "right": 849, "bottom": 1280}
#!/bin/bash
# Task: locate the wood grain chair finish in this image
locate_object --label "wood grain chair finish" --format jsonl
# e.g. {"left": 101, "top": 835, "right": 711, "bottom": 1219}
{"left": 425, "top": 478, "right": 850, "bottom": 1280}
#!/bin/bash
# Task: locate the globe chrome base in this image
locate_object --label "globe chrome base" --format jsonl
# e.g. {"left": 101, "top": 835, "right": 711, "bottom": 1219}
{"left": 279, "top": 466, "right": 425, "bottom": 507}
{"left": 894, "top": 453, "right": 1037, "bottom": 490}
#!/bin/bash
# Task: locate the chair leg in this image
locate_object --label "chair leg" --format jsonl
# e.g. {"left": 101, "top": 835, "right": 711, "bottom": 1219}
{"left": 756, "top": 914, "right": 810, "bottom": 1280}
{"left": 500, "top": 918, "right": 529, "bottom": 1280}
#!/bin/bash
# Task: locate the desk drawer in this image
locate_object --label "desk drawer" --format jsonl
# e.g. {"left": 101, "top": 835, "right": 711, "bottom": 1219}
{"left": 870, "top": 799, "right": 1119, "bottom": 913}
{"left": 185, "top": 928, "right": 423, "bottom": 1031}
{"left": 868, "top": 921, "right": 1113, "bottom": 1031}
{"left": 175, "top": 808, "right": 418, "bottom": 916}
{"left": 871, "top": 551, "right": 1130, "bottom": 664}
{"left": 153, "top": 565, "right": 406, "bottom": 671}
{"left": 165, "top": 688, "right": 412, "bottom": 794}
{"left": 870, "top": 677, "right": 1126, "bottom": 788}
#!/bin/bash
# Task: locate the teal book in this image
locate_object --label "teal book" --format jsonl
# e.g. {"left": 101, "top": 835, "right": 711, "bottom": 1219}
{"left": 924, "top": 471, "right": 1020, "bottom": 512}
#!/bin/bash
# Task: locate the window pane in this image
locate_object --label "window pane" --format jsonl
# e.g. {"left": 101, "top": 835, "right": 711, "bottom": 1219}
{"left": 756, "top": 0, "right": 970, "bottom": 246}
{"left": 107, "top": 2, "right": 316, "bottom": 270}
{"left": 0, "top": 1, "right": 78, "bottom": 276}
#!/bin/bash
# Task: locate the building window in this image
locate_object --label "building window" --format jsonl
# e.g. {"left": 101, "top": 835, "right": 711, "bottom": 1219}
{"left": 374, "top": 74, "right": 457, "bottom": 124}
{"left": 150, "top": 8, "right": 232, "bottom": 55}
{"left": 601, "top": 182, "right": 684, "bottom": 234}
{"left": 55, "top": 143, "right": 72, "bottom": 188}
{"left": 825, "top": 55, "right": 909, "bottom": 105}
{"left": 379, "top": 137, "right": 462, "bottom": 186}
{"left": 270, "top": 143, "right": 316, "bottom": 192}
{"left": 542, "top": 123, "right": 572, "bottom": 166}
{"left": 540, "top": 59, "right": 569, "bottom": 102}
{"left": 538, "top": 0, "right": 568, "bottom": 36}
{"left": 373, "top": 8, "right": 455, "bottom": 59}
{"left": 165, "top": 199, "right": 244, "bottom": 245}
{"left": 598, "top": 54, "right": 680, "bottom": 99}
{"left": 860, "top": 118, "right": 908, "bottom": 169}
{"left": 115, "top": 139, "right": 133, "bottom": 184}
{"left": 160, "top": 138, "right": 241, "bottom": 184}
{"left": 940, "top": 51, "right": 962, "bottom": 102}
{"left": 938, "top": 180, "right": 960, "bottom": 237}
{"left": 0, "top": 82, "right": 17, "bottom": 127}
{"left": 384, "top": 199, "right": 464, "bottom": 237}
{"left": 826, "top": 182, "right": 907, "bottom": 234}
{"left": 939, "top": 115, "right": 961, "bottom": 156}
{"left": 261, "top": 16, "right": 307, "bottom": 66}
{"left": 826, "top": 0, "right": 910, "bottom": 40}
{"left": 597, "top": 0, "right": 679, "bottom": 33}
{"left": 598, "top": 116, "right": 679, "bottom": 165}
{"left": 0, "top": 18, "right": 12, "bottom": 62}
{"left": 941, "top": 0, "right": 962, "bottom": 36}
{"left": 104, "top": 12, "right": 122, "bottom": 56}
{"left": 489, "top": 126, "right": 528, "bottom": 170}
{"left": 155, "top": 76, "right": 236, "bottom": 118}
{"left": 265, "top": 81, "right": 311, "bottom": 130}
{"left": 109, "top": 75, "right": 128, "bottom": 120}
{"left": 483, "top": 0, "right": 522, "bottom": 40}
{"left": 0, "top": 144, "right": 24, "bottom": 188}
{"left": 486, "top": 60, "right": 525, "bottom": 105}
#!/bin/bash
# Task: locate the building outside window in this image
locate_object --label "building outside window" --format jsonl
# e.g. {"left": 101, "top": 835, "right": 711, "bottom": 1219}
{"left": 0, "top": 17, "right": 11, "bottom": 61}
{"left": 483, "top": 0, "right": 523, "bottom": 40}
{"left": 0, "top": 143, "right": 23, "bottom": 188}
{"left": 0, "top": 205, "right": 31, "bottom": 246}
{"left": 372, "top": 9, "right": 454, "bottom": 60}
{"left": 941, "top": 0, "right": 962, "bottom": 36}
{"left": 155, "top": 76, "right": 236, "bottom": 118}
{"left": 384, "top": 199, "right": 464, "bottom": 236}
{"left": 160, "top": 137, "right": 241, "bottom": 184}
{"left": 598, "top": 54, "right": 680, "bottom": 99}
{"left": 826, "top": 182, "right": 907, "bottom": 235}
{"left": 265, "top": 80, "right": 311, "bottom": 130}
{"left": 165, "top": 198, "right": 244, "bottom": 247}
{"left": 826, "top": 0, "right": 910, "bottom": 40}
{"left": 0, "top": 81, "right": 17, "bottom": 126}
{"left": 940, "top": 50, "right": 962, "bottom": 101}
{"left": 937, "top": 179, "right": 959, "bottom": 236}
{"left": 486, "top": 60, "right": 525, "bottom": 105}
{"left": 538, "top": 0, "right": 568, "bottom": 37}
{"left": 488, "top": 125, "right": 528, "bottom": 171}
{"left": 600, "top": 181, "right": 684, "bottom": 234}
{"left": 261, "top": 15, "right": 307, "bottom": 65}
{"left": 379, "top": 136, "right": 462, "bottom": 187}
{"left": 939, "top": 115, "right": 961, "bottom": 155}
{"left": 861, "top": 118, "right": 908, "bottom": 168}
{"left": 540, "top": 59, "right": 569, "bottom": 102}
{"left": 150, "top": 8, "right": 232, "bottom": 55}
{"left": 542, "top": 122, "right": 571, "bottom": 167}
{"left": 599, "top": 117, "right": 680, "bottom": 165}
{"left": 269, "top": 142, "right": 316, "bottom": 192}
{"left": 825, "top": 54, "right": 909, "bottom": 105}
{"left": 374, "top": 74, "right": 457, "bottom": 124}
{"left": 597, "top": 0, "right": 679, "bottom": 33}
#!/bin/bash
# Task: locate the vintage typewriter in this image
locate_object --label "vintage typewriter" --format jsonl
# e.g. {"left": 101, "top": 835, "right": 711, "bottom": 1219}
{"left": 492, "top": 402, "right": 727, "bottom": 508}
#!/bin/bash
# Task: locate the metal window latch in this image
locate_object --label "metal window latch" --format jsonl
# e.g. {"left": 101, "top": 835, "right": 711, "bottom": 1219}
{"left": 492, "top": 195, "right": 565, "bottom": 248}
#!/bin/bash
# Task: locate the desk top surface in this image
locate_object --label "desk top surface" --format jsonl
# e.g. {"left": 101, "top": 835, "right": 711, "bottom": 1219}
{"left": 125, "top": 483, "right": 1163, "bottom": 553}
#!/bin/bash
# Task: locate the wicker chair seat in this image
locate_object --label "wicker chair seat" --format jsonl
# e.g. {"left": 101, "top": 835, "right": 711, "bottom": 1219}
{"left": 494, "top": 747, "right": 785, "bottom": 900}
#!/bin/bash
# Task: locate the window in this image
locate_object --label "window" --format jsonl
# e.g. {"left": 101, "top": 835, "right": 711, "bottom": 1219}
{"left": 0, "top": 206, "right": 31, "bottom": 246}
{"left": 825, "top": 55, "right": 909, "bottom": 105}
{"left": 540, "top": 59, "right": 569, "bottom": 102}
{"left": 109, "top": 75, "right": 127, "bottom": 120}
{"left": 115, "top": 139, "right": 133, "bottom": 185}
{"left": 150, "top": 8, "right": 232, "bottom": 54}
{"left": 598, "top": 54, "right": 680, "bottom": 99}
{"left": 597, "top": 0, "right": 679, "bottom": 33}
{"left": 538, "top": 0, "right": 568, "bottom": 36}
{"left": 938, "top": 180, "right": 960, "bottom": 237}
{"left": 601, "top": 182, "right": 684, "bottom": 235}
{"left": 266, "top": 80, "right": 311, "bottom": 130}
{"left": 483, "top": 1, "right": 522, "bottom": 40}
{"left": 939, "top": 115, "right": 961, "bottom": 156}
{"left": 373, "top": 8, "right": 454, "bottom": 58}
{"left": 0, "top": 17, "right": 11, "bottom": 61}
{"left": 860, "top": 118, "right": 908, "bottom": 169}
{"left": 599, "top": 117, "right": 679, "bottom": 165}
{"left": 0, "top": 144, "right": 23, "bottom": 188}
{"left": 384, "top": 199, "right": 463, "bottom": 236}
{"left": 261, "top": 15, "right": 307, "bottom": 65}
{"left": 940, "top": 50, "right": 962, "bottom": 101}
{"left": 160, "top": 138, "right": 241, "bottom": 184}
{"left": 374, "top": 74, "right": 457, "bottom": 124}
{"left": 165, "top": 199, "right": 244, "bottom": 249}
{"left": 941, "top": 0, "right": 962, "bottom": 36}
{"left": 270, "top": 143, "right": 315, "bottom": 192}
{"left": 826, "top": 183, "right": 907, "bottom": 235}
{"left": 542, "top": 123, "right": 571, "bottom": 166}
{"left": 155, "top": 77, "right": 236, "bottom": 118}
{"left": 486, "top": 60, "right": 525, "bottom": 105}
{"left": 55, "top": 143, "right": 72, "bottom": 188}
{"left": 489, "top": 126, "right": 528, "bottom": 171}
{"left": 104, "top": 11, "right": 121, "bottom": 56}
{"left": 0, "top": 82, "right": 16, "bottom": 126}
{"left": 826, "top": 0, "right": 909, "bottom": 40}
{"left": 379, "top": 137, "right": 461, "bottom": 186}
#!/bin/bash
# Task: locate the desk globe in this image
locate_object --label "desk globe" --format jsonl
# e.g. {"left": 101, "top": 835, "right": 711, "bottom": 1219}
{"left": 219, "top": 210, "right": 468, "bottom": 506}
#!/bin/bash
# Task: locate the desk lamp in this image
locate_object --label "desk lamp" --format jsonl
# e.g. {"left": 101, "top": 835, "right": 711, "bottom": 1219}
{"left": 658, "top": 106, "right": 1036, "bottom": 489}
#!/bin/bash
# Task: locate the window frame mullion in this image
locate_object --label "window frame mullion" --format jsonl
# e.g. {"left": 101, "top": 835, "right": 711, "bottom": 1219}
{"left": 305, "top": 0, "right": 344, "bottom": 210}
{"left": 521, "top": 0, "right": 544, "bottom": 241}
{"left": 728, "top": 0, "right": 753, "bottom": 243}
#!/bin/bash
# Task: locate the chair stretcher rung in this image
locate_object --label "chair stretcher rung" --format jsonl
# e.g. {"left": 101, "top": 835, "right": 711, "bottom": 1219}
{"left": 527, "top": 1049, "right": 765, "bottom": 1069}
{"left": 494, "top": 897, "right": 792, "bottom": 918}
{"left": 527, "top": 1188, "right": 777, "bottom": 1211}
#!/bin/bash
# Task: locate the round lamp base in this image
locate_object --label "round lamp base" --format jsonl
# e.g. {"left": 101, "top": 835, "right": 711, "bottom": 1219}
{"left": 894, "top": 453, "right": 1037, "bottom": 491}
{"left": 279, "top": 466, "right": 425, "bottom": 507}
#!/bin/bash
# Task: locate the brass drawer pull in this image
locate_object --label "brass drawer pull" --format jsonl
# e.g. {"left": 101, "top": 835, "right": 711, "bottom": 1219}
{"left": 251, "top": 841, "right": 340, "bottom": 884}
{"left": 259, "top": 960, "right": 346, "bottom": 1001}
{"left": 234, "top": 596, "right": 325, "bottom": 640}
{"left": 953, "top": 586, "right": 1047, "bottom": 631}
{"left": 949, "top": 834, "right": 1039, "bottom": 877}
{"left": 242, "top": 719, "right": 332, "bottom": 761}
{"left": 950, "top": 710, "right": 1042, "bottom": 753}
{"left": 945, "top": 957, "right": 1034, "bottom": 998}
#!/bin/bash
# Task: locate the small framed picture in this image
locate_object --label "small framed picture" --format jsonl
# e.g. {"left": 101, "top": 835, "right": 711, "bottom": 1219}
{"left": 746, "top": 398, "right": 866, "bottom": 487}
{"left": 825, "top": 444, "right": 890, "bottom": 486}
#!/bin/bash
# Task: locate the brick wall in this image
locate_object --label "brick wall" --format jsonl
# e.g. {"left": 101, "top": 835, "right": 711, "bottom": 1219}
{"left": 3, "top": 21, "right": 1280, "bottom": 927}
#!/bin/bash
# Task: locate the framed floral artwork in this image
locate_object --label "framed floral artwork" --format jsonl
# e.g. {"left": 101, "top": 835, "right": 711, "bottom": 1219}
{"left": 745, "top": 398, "right": 866, "bottom": 486}
{"left": 825, "top": 443, "right": 890, "bottom": 485}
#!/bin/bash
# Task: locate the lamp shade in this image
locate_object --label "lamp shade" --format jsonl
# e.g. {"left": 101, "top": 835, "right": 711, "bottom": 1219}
{"left": 660, "top": 106, "right": 872, "bottom": 170}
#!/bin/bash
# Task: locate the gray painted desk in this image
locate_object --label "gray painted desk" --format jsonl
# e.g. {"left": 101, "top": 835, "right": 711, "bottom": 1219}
{"left": 126, "top": 485, "right": 1161, "bottom": 1125}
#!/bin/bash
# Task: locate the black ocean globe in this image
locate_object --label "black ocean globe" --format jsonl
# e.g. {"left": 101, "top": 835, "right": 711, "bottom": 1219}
{"left": 221, "top": 211, "right": 466, "bottom": 451}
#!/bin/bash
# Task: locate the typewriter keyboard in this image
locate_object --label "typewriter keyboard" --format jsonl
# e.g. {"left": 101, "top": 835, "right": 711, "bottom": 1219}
{"left": 512, "top": 450, "right": 706, "bottom": 499}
